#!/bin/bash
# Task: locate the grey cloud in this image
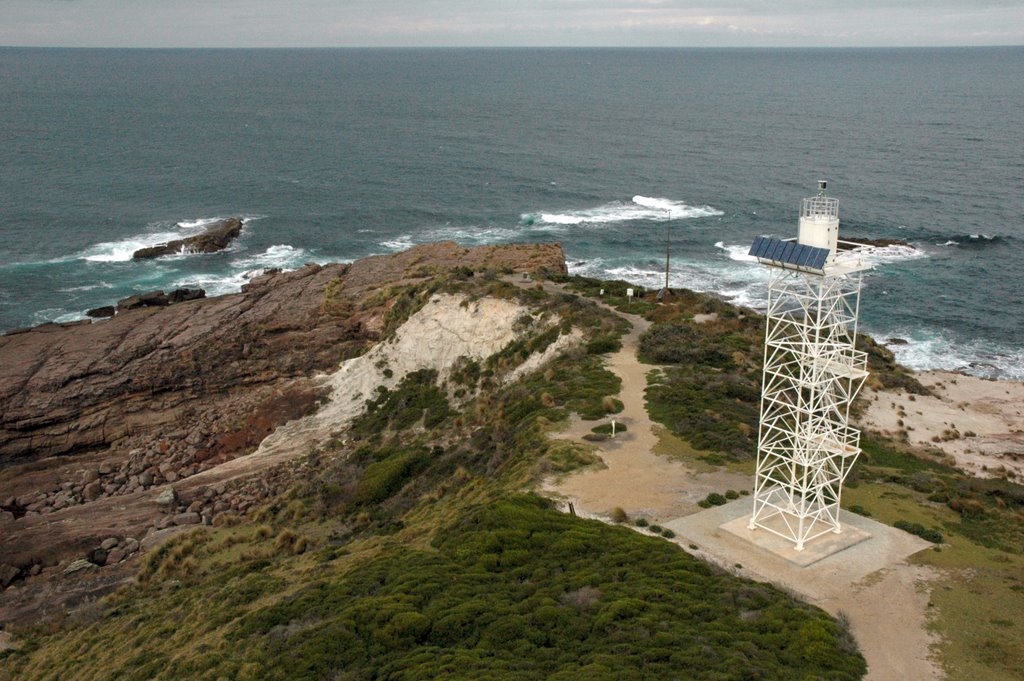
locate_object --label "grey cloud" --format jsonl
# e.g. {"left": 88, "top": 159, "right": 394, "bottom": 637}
{"left": 0, "top": 0, "right": 1022, "bottom": 47}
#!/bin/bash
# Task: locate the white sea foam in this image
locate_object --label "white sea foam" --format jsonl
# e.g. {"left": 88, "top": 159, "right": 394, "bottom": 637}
{"left": 380, "top": 236, "right": 416, "bottom": 251}
{"left": 568, "top": 253, "right": 770, "bottom": 311}
{"left": 171, "top": 244, "right": 335, "bottom": 297}
{"left": 176, "top": 218, "right": 222, "bottom": 230}
{"left": 76, "top": 216, "right": 245, "bottom": 263}
{"left": 836, "top": 243, "right": 926, "bottom": 265}
{"left": 172, "top": 270, "right": 259, "bottom": 298}
{"left": 523, "top": 196, "right": 723, "bottom": 228}
{"left": 78, "top": 231, "right": 185, "bottom": 262}
{"left": 57, "top": 281, "right": 115, "bottom": 293}
{"left": 230, "top": 244, "right": 311, "bottom": 269}
{"left": 715, "top": 241, "right": 757, "bottom": 263}
{"left": 870, "top": 328, "right": 1024, "bottom": 381}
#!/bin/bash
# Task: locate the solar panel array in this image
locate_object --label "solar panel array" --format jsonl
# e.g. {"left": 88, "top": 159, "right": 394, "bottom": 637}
{"left": 748, "top": 236, "right": 829, "bottom": 271}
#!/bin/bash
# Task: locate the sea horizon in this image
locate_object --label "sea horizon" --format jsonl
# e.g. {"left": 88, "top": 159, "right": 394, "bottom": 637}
{"left": 2, "top": 46, "right": 1022, "bottom": 378}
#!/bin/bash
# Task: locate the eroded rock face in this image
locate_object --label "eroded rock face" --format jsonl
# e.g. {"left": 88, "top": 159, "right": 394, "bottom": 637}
{"left": 0, "top": 263, "right": 355, "bottom": 463}
{"left": 0, "top": 241, "right": 567, "bottom": 618}
{"left": 0, "top": 242, "right": 564, "bottom": 464}
{"left": 132, "top": 218, "right": 243, "bottom": 259}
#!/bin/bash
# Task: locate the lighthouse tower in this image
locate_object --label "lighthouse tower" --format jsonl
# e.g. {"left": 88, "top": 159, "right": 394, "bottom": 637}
{"left": 746, "top": 181, "right": 871, "bottom": 551}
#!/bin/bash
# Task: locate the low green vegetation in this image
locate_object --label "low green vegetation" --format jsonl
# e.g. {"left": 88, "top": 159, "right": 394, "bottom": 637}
{"left": 841, "top": 435, "right": 1024, "bottom": 680}
{"left": 351, "top": 369, "right": 451, "bottom": 436}
{"left": 893, "top": 520, "right": 943, "bottom": 544}
{"left": 1, "top": 272, "right": 870, "bottom": 680}
{"left": 635, "top": 301, "right": 762, "bottom": 461}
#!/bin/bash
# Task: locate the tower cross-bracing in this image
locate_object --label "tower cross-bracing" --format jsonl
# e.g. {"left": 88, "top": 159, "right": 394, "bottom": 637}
{"left": 746, "top": 182, "right": 871, "bottom": 551}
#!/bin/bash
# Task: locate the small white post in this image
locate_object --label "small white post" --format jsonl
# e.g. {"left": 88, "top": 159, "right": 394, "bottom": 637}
{"left": 611, "top": 419, "right": 617, "bottom": 437}
{"left": 626, "top": 288, "right": 634, "bottom": 308}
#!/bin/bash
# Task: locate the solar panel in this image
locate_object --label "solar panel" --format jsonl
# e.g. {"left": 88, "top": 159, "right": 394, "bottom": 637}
{"left": 748, "top": 236, "right": 765, "bottom": 258}
{"left": 809, "top": 248, "right": 829, "bottom": 270}
{"left": 794, "top": 244, "right": 814, "bottom": 267}
{"left": 747, "top": 236, "right": 830, "bottom": 272}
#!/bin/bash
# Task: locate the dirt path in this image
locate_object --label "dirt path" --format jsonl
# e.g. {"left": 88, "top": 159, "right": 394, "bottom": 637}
{"left": 542, "top": 306, "right": 747, "bottom": 522}
{"left": 536, "top": 288, "right": 942, "bottom": 681}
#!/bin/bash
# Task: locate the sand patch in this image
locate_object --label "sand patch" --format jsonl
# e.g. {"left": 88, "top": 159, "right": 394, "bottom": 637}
{"left": 860, "top": 370, "right": 1024, "bottom": 480}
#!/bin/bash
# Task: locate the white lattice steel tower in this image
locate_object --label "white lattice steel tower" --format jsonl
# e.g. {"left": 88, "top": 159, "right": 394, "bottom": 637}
{"left": 746, "top": 181, "right": 872, "bottom": 551}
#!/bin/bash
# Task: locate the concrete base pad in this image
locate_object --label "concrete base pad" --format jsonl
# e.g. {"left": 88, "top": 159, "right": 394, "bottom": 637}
{"left": 719, "top": 514, "right": 871, "bottom": 567}
{"left": 665, "top": 498, "right": 931, "bottom": 585}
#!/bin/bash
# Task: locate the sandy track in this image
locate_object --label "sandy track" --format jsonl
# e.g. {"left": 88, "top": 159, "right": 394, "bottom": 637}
{"left": 539, "top": 289, "right": 941, "bottom": 681}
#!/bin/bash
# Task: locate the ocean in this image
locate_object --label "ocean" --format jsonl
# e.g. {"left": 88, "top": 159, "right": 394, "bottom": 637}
{"left": 1, "top": 47, "right": 1022, "bottom": 378}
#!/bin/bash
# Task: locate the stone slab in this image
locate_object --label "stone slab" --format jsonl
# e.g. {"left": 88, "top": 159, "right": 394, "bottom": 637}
{"left": 664, "top": 498, "right": 932, "bottom": 587}
{"left": 719, "top": 513, "right": 871, "bottom": 567}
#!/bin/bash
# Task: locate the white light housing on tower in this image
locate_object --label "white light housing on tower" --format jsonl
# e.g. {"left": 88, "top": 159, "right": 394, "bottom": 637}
{"left": 746, "top": 182, "right": 872, "bottom": 551}
{"left": 797, "top": 180, "right": 840, "bottom": 261}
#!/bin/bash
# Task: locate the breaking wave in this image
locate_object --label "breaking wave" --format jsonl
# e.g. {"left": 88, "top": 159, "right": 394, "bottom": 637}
{"left": 75, "top": 217, "right": 253, "bottom": 263}
{"left": 522, "top": 196, "right": 722, "bottom": 228}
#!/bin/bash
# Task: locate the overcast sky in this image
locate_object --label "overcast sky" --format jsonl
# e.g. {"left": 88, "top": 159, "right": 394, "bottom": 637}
{"left": 2, "top": 1, "right": 1022, "bottom": 48}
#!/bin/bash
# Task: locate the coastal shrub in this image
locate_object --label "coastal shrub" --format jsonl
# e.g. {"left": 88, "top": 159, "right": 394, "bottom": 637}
{"left": 217, "top": 497, "right": 865, "bottom": 680}
{"left": 704, "top": 493, "right": 728, "bottom": 507}
{"left": 601, "top": 395, "right": 622, "bottom": 414}
{"left": 352, "top": 369, "right": 451, "bottom": 435}
{"left": 609, "top": 507, "right": 628, "bottom": 523}
{"left": 894, "top": 520, "right": 944, "bottom": 544}
{"left": 450, "top": 356, "right": 481, "bottom": 387}
{"left": 638, "top": 322, "right": 735, "bottom": 366}
{"left": 848, "top": 505, "right": 872, "bottom": 517}
{"left": 634, "top": 518, "right": 649, "bottom": 528}
{"left": 590, "top": 422, "right": 627, "bottom": 435}
{"left": 352, "top": 450, "right": 427, "bottom": 505}
{"left": 661, "top": 529, "right": 675, "bottom": 539}
{"left": 645, "top": 366, "right": 759, "bottom": 459}
{"left": 725, "top": 489, "right": 739, "bottom": 500}
{"left": 586, "top": 335, "right": 621, "bottom": 355}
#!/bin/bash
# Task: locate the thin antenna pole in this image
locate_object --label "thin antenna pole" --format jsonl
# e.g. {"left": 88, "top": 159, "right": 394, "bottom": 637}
{"left": 664, "top": 210, "right": 671, "bottom": 296}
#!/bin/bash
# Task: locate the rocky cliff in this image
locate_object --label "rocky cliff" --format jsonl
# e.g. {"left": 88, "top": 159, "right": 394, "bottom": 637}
{"left": 0, "top": 241, "right": 566, "bottom": 619}
{"left": 0, "top": 241, "right": 566, "bottom": 464}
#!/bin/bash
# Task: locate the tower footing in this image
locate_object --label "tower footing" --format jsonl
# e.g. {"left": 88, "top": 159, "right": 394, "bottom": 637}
{"left": 720, "top": 514, "right": 871, "bottom": 567}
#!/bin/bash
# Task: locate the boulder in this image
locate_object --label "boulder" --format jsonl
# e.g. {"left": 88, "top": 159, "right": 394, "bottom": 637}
{"left": 132, "top": 218, "right": 243, "bottom": 259}
{"left": 167, "top": 288, "right": 206, "bottom": 304}
{"left": 100, "top": 537, "right": 119, "bottom": 551}
{"left": 0, "top": 563, "right": 19, "bottom": 588}
{"left": 172, "top": 512, "right": 201, "bottom": 526}
{"left": 117, "top": 290, "right": 169, "bottom": 312}
{"left": 82, "top": 480, "right": 103, "bottom": 502}
{"left": 86, "top": 306, "right": 116, "bottom": 319}
{"left": 154, "top": 488, "right": 177, "bottom": 506}
{"left": 63, "top": 558, "right": 96, "bottom": 575}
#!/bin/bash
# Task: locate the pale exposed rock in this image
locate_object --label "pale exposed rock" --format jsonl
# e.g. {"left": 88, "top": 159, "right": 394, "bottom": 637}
{"left": 62, "top": 559, "right": 96, "bottom": 575}
{"left": 100, "top": 537, "right": 119, "bottom": 551}
{"left": 154, "top": 488, "right": 177, "bottom": 506}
